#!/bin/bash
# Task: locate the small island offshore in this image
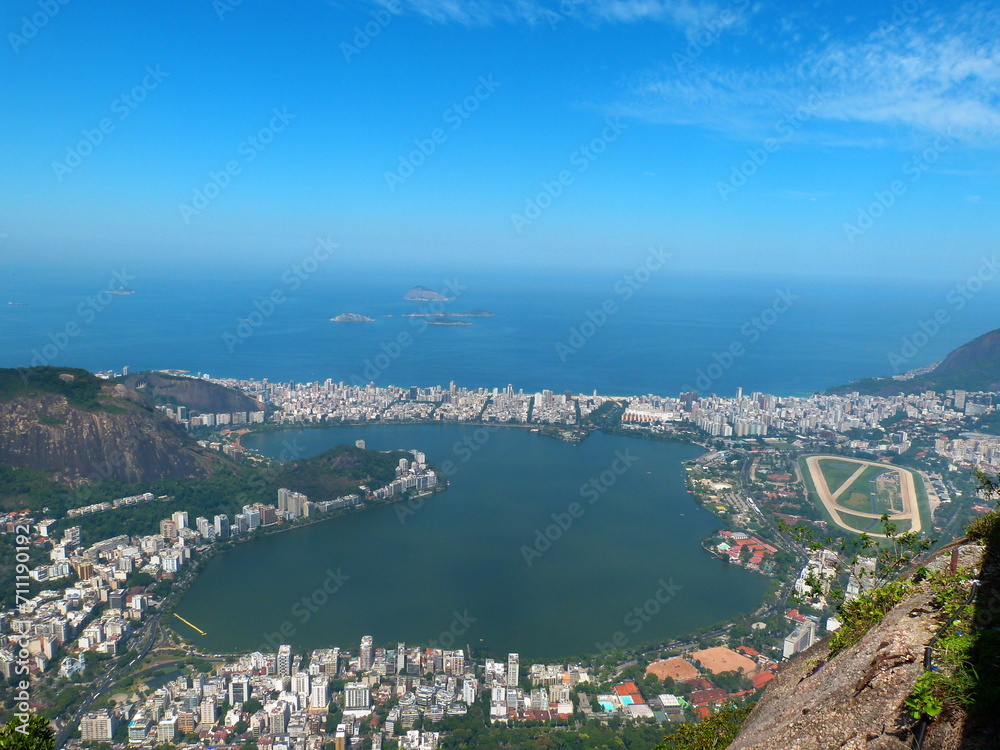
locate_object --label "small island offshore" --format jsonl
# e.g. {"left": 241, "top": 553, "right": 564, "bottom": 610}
{"left": 404, "top": 285, "right": 454, "bottom": 302}
{"left": 330, "top": 313, "right": 375, "bottom": 323}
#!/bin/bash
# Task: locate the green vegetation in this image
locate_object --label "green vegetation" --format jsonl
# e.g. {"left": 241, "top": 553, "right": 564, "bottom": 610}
{"left": 655, "top": 703, "right": 754, "bottom": 750}
{"left": 8, "top": 443, "right": 415, "bottom": 545}
{"left": 817, "top": 458, "right": 862, "bottom": 495}
{"left": 0, "top": 714, "right": 55, "bottom": 750}
{"left": 0, "top": 465, "right": 67, "bottom": 513}
{"left": 903, "top": 472, "right": 1000, "bottom": 733}
{"left": 836, "top": 465, "right": 889, "bottom": 512}
{"left": 432, "top": 694, "right": 666, "bottom": 750}
{"left": 828, "top": 581, "right": 910, "bottom": 657}
{"left": 836, "top": 511, "right": 911, "bottom": 535}
{"left": 0, "top": 367, "right": 105, "bottom": 411}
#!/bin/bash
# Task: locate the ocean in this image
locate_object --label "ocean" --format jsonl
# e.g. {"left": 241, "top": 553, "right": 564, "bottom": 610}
{"left": 2, "top": 266, "right": 997, "bottom": 396}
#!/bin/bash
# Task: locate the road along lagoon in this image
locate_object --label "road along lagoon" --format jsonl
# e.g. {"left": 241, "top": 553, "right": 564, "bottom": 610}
{"left": 176, "top": 425, "right": 770, "bottom": 660}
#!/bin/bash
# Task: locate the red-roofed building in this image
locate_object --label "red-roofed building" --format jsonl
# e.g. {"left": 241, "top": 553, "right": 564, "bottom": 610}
{"left": 785, "top": 608, "right": 808, "bottom": 624}
{"left": 690, "top": 688, "right": 728, "bottom": 707}
{"left": 737, "top": 646, "right": 761, "bottom": 658}
{"left": 695, "top": 706, "right": 712, "bottom": 720}
{"left": 682, "top": 678, "right": 713, "bottom": 691}
{"left": 750, "top": 672, "right": 775, "bottom": 690}
{"left": 615, "top": 682, "right": 640, "bottom": 696}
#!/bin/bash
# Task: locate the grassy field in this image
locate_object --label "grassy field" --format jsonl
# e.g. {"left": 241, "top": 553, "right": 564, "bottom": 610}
{"left": 836, "top": 465, "right": 891, "bottom": 513}
{"left": 797, "top": 456, "right": 840, "bottom": 530}
{"left": 818, "top": 457, "right": 865, "bottom": 495}
{"left": 838, "top": 510, "right": 912, "bottom": 535}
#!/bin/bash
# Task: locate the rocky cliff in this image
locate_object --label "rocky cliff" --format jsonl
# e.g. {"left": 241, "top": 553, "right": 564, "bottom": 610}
{"left": 727, "top": 542, "right": 998, "bottom": 749}
{"left": 0, "top": 367, "right": 222, "bottom": 485}
{"left": 117, "top": 371, "right": 263, "bottom": 414}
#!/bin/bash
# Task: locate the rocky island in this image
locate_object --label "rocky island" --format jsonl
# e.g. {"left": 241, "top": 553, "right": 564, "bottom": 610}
{"left": 427, "top": 318, "right": 471, "bottom": 326}
{"left": 404, "top": 285, "right": 455, "bottom": 302}
{"left": 403, "top": 310, "right": 494, "bottom": 318}
{"left": 330, "top": 313, "right": 375, "bottom": 323}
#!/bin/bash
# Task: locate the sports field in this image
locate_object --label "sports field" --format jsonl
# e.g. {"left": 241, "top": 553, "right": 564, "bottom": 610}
{"left": 802, "top": 455, "right": 926, "bottom": 537}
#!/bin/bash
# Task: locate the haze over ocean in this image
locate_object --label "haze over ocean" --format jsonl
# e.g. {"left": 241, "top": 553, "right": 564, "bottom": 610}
{"left": 2, "top": 266, "right": 999, "bottom": 397}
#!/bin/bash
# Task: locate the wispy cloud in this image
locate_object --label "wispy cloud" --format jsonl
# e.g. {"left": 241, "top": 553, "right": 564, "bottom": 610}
{"left": 368, "top": 0, "right": 748, "bottom": 35}
{"left": 618, "top": 1, "right": 1000, "bottom": 148}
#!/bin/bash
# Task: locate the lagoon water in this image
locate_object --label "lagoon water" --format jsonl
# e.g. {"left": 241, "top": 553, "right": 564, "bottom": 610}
{"left": 176, "top": 425, "right": 770, "bottom": 659}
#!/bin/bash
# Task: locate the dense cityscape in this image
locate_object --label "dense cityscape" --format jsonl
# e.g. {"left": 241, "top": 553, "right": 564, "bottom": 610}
{"left": 3, "top": 364, "right": 999, "bottom": 749}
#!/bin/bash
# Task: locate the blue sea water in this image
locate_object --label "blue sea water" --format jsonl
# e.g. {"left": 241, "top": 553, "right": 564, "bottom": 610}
{"left": 1, "top": 265, "right": 997, "bottom": 396}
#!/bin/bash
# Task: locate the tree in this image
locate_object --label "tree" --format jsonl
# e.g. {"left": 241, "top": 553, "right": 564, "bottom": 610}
{"left": 0, "top": 715, "right": 55, "bottom": 750}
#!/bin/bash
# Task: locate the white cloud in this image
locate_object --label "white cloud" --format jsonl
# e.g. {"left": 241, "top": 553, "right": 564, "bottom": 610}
{"left": 619, "top": 1, "right": 1000, "bottom": 147}
{"left": 369, "top": 0, "right": 748, "bottom": 35}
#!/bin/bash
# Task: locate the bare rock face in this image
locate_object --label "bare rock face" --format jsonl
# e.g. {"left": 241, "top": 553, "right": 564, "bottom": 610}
{"left": 0, "top": 384, "right": 220, "bottom": 485}
{"left": 728, "top": 545, "right": 985, "bottom": 750}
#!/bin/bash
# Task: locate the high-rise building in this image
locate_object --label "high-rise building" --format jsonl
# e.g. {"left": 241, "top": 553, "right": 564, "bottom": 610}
{"left": 396, "top": 643, "right": 406, "bottom": 674}
{"left": 277, "top": 488, "right": 307, "bottom": 519}
{"left": 80, "top": 711, "right": 117, "bottom": 741}
{"left": 506, "top": 653, "right": 519, "bottom": 687}
{"left": 360, "top": 635, "right": 373, "bottom": 670}
{"left": 172, "top": 511, "right": 188, "bottom": 530}
{"left": 157, "top": 717, "right": 178, "bottom": 743}
{"left": 199, "top": 696, "right": 216, "bottom": 726}
{"left": 344, "top": 682, "right": 371, "bottom": 710}
{"left": 159, "top": 519, "right": 178, "bottom": 539}
{"left": 310, "top": 680, "right": 329, "bottom": 709}
{"left": 196, "top": 517, "right": 212, "bottom": 538}
{"left": 335, "top": 724, "right": 347, "bottom": 750}
{"left": 292, "top": 671, "right": 310, "bottom": 696}
{"left": 277, "top": 644, "right": 293, "bottom": 677}
{"left": 213, "top": 514, "right": 230, "bottom": 538}
{"left": 229, "top": 676, "right": 250, "bottom": 705}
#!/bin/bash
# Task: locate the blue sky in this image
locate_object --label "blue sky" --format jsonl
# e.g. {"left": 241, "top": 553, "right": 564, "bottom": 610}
{"left": 1, "top": 0, "right": 998, "bottom": 279}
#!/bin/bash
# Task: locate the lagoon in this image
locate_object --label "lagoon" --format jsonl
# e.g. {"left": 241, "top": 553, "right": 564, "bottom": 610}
{"left": 175, "top": 425, "right": 769, "bottom": 660}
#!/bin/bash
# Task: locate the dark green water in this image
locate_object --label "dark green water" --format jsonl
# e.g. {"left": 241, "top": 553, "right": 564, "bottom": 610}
{"left": 176, "top": 426, "right": 769, "bottom": 659}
